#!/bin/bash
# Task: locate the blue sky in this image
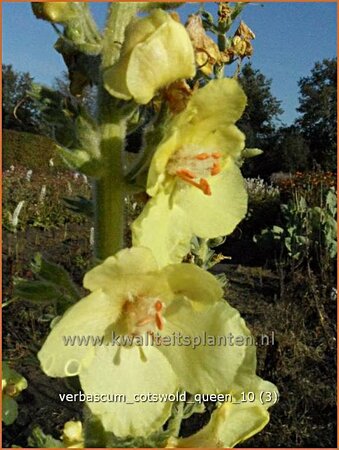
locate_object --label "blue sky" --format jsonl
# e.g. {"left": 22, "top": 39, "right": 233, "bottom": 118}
{"left": 2, "top": 2, "right": 337, "bottom": 125}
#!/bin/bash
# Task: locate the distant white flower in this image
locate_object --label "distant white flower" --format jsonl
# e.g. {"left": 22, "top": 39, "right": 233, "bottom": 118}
{"left": 246, "top": 177, "right": 279, "bottom": 200}
{"left": 90, "top": 227, "right": 95, "bottom": 247}
{"left": 49, "top": 158, "right": 54, "bottom": 167}
{"left": 331, "top": 287, "right": 337, "bottom": 301}
{"left": 26, "top": 170, "right": 33, "bottom": 182}
{"left": 12, "top": 201, "right": 25, "bottom": 231}
{"left": 39, "top": 185, "right": 47, "bottom": 203}
{"left": 10, "top": 165, "right": 15, "bottom": 172}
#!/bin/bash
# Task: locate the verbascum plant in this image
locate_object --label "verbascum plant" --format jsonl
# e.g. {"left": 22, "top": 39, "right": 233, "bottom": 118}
{"left": 28, "top": 2, "right": 277, "bottom": 447}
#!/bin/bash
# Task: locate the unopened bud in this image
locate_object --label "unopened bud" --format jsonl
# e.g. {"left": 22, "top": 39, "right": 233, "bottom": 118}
{"left": 32, "top": 2, "right": 77, "bottom": 24}
{"left": 62, "top": 421, "right": 84, "bottom": 448}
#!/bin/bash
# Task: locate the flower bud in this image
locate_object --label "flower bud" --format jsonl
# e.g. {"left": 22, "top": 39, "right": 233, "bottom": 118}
{"left": 62, "top": 421, "right": 84, "bottom": 448}
{"left": 103, "top": 9, "right": 196, "bottom": 104}
{"left": 233, "top": 36, "right": 248, "bottom": 57}
{"left": 32, "top": 2, "right": 77, "bottom": 24}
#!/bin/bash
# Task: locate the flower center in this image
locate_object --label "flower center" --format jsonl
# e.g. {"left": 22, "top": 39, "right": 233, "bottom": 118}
{"left": 122, "top": 294, "right": 165, "bottom": 337}
{"left": 166, "top": 146, "right": 222, "bottom": 195}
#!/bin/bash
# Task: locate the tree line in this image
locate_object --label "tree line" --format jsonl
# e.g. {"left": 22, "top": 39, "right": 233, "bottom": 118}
{"left": 2, "top": 58, "right": 337, "bottom": 174}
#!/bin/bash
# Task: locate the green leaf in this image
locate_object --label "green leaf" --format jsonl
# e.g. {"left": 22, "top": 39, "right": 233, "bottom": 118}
{"left": 272, "top": 225, "right": 284, "bottom": 235}
{"left": 63, "top": 195, "right": 93, "bottom": 218}
{"left": 231, "top": 3, "right": 249, "bottom": 20}
{"left": 13, "top": 279, "right": 61, "bottom": 303}
{"left": 32, "top": 253, "right": 80, "bottom": 302}
{"left": 242, "top": 147, "right": 263, "bottom": 159}
{"left": 57, "top": 145, "right": 102, "bottom": 177}
{"left": 2, "top": 362, "right": 28, "bottom": 394}
{"left": 2, "top": 394, "right": 18, "bottom": 425}
{"left": 28, "top": 426, "right": 63, "bottom": 448}
{"left": 83, "top": 413, "right": 107, "bottom": 448}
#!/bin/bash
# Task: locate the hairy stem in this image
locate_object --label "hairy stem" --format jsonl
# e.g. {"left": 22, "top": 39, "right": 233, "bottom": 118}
{"left": 92, "top": 3, "right": 138, "bottom": 259}
{"left": 102, "top": 3, "right": 138, "bottom": 69}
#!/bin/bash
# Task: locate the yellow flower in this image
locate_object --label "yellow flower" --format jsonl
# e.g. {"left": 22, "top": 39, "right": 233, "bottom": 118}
{"left": 103, "top": 9, "right": 196, "bottom": 104}
{"left": 38, "top": 247, "right": 269, "bottom": 438}
{"left": 132, "top": 78, "right": 248, "bottom": 267}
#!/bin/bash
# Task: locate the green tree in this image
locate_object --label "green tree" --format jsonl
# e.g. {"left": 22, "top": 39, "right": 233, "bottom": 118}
{"left": 275, "top": 125, "right": 310, "bottom": 173}
{"left": 2, "top": 64, "right": 40, "bottom": 133}
{"left": 238, "top": 62, "right": 283, "bottom": 144}
{"left": 296, "top": 58, "right": 337, "bottom": 171}
{"left": 237, "top": 63, "right": 283, "bottom": 177}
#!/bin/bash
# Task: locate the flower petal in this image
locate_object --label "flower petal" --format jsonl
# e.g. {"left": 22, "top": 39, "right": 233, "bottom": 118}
{"left": 163, "top": 263, "right": 223, "bottom": 309}
{"left": 104, "top": 9, "right": 195, "bottom": 104}
{"left": 178, "top": 123, "right": 245, "bottom": 161}
{"left": 126, "top": 16, "right": 195, "bottom": 104}
{"left": 84, "top": 247, "right": 159, "bottom": 292}
{"left": 38, "top": 291, "right": 120, "bottom": 377}
{"left": 174, "top": 375, "right": 278, "bottom": 448}
{"left": 174, "top": 401, "right": 269, "bottom": 448}
{"left": 132, "top": 190, "right": 192, "bottom": 267}
{"left": 173, "top": 159, "right": 248, "bottom": 238}
{"left": 147, "top": 132, "right": 180, "bottom": 197}
{"left": 159, "top": 300, "right": 252, "bottom": 393}
{"left": 175, "top": 78, "right": 247, "bottom": 127}
{"left": 79, "top": 345, "right": 178, "bottom": 437}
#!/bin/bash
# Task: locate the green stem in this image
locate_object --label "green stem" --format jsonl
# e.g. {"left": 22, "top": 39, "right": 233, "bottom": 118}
{"left": 102, "top": 3, "right": 139, "bottom": 69}
{"left": 167, "top": 402, "right": 185, "bottom": 437}
{"left": 82, "top": 4, "right": 102, "bottom": 45}
{"left": 94, "top": 93, "right": 127, "bottom": 260}
{"left": 92, "top": 3, "right": 139, "bottom": 260}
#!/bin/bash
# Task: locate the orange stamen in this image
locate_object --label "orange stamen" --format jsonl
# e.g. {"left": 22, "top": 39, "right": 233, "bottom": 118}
{"left": 176, "top": 168, "right": 195, "bottom": 179}
{"left": 136, "top": 317, "right": 153, "bottom": 327}
{"left": 155, "top": 300, "right": 163, "bottom": 312}
{"left": 195, "top": 153, "right": 210, "bottom": 160}
{"left": 176, "top": 171, "right": 201, "bottom": 187}
{"left": 176, "top": 170, "right": 212, "bottom": 196}
{"left": 212, "top": 152, "right": 222, "bottom": 159}
{"left": 199, "top": 178, "right": 212, "bottom": 196}
{"left": 211, "top": 162, "right": 221, "bottom": 176}
{"left": 155, "top": 312, "right": 163, "bottom": 330}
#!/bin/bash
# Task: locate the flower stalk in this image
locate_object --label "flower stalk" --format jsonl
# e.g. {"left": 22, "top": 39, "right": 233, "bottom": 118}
{"left": 93, "top": 103, "right": 126, "bottom": 260}
{"left": 92, "top": 3, "right": 138, "bottom": 260}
